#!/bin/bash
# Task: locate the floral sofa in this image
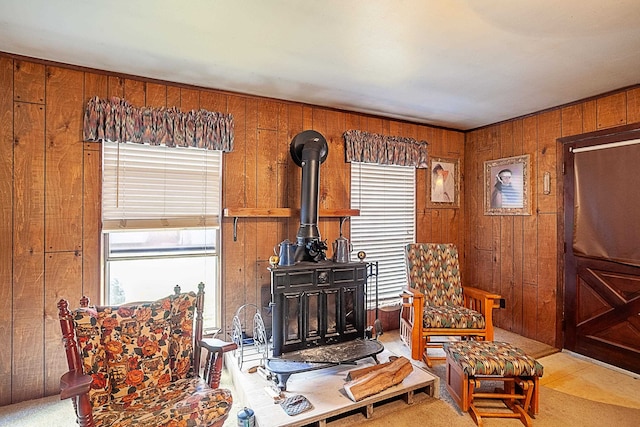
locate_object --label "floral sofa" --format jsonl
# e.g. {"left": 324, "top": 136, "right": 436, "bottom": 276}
{"left": 58, "top": 286, "right": 233, "bottom": 427}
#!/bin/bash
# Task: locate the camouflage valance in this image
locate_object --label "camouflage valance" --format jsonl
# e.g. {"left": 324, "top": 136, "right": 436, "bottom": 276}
{"left": 83, "top": 96, "right": 234, "bottom": 152}
{"left": 343, "top": 129, "right": 428, "bottom": 168}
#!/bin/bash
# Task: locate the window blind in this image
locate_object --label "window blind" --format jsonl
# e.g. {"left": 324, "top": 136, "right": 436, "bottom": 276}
{"left": 350, "top": 162, "right": 415, "bottom": 307}
{"left": 102, "top": 141, "right": 222, "bottom": 230}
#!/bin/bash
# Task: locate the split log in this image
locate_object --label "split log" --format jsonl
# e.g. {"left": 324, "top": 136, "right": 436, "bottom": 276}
{"left": 345, "top": 356, "right": 398, "bottom": 381}
{"left": 343, "top": 356, "right": 413, "bottom": 401}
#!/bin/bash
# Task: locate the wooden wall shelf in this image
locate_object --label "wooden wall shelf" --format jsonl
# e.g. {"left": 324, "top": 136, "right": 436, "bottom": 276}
{"left": 223, "top": 208, "right": 359, "bottom": 218}
{"left": 224, "top": 208, "right": 360, "bottom": 241}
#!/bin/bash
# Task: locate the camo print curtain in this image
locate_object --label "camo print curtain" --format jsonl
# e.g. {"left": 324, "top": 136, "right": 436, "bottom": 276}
{"left": 83, "top": 96, "right": 234, "bottom": 152}
{"left": 343, "top": 129, "right": 428, "bottom": 168}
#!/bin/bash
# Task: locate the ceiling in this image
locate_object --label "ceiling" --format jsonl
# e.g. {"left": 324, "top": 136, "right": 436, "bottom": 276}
{"left": 1, "top": 0, "right": 639, "bottom": 130}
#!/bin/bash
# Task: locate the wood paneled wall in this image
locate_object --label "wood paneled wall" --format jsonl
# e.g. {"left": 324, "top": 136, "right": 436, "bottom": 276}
{"left": 1, "top": 58, "right": 91, "bottom": 405}
{"left": 0, "top": 53, "right": 464, "bottom": 405}
{"left": 464, "top": 86, "right": 640, "bottom": 347}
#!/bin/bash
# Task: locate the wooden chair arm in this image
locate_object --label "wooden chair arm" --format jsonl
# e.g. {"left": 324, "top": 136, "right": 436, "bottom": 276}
{"left": 200, "top": 338, "right": 238, "bottom": 354}
{"left": 400, "top": 288, "right": 425, "bottom": 318}
{"left": 60, "top": 370, "right": 93, "bottom": 400}
{"left": 199, "top": 338, "right": 238, "bottom": 389}
{"left": 463, "top": 286, "right": 502, "bottom": 311}
{"left": 400, "top": 287, "right": 424, "bottom": 317}
{"left": 463, "top": 286, "right": 502, "bottom": 341}
{"left": 400, "top": 287, "right": 426, "bottom": 360}
{"left": 401, "top": 286, "right": 424, "bottom": 301}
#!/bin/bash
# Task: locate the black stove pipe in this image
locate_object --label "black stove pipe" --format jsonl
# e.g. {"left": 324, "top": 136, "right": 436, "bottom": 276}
{"left": 290, "top": 130, "right": 328, "bottom": 262}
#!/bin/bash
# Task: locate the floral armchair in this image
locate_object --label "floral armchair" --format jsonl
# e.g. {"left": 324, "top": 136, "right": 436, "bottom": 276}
{"left": 58, "top": 283, "right": 235, "bottom": 427}
{"left": 400, "top": 243, "right": 502, "bottom": 367}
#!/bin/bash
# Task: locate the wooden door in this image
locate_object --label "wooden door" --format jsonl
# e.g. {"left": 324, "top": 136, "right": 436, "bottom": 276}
{"left": 561, "top": 125, "right": 640, "bottom": 374}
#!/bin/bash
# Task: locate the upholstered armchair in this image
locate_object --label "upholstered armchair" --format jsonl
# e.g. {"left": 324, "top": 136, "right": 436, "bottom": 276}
{"left": 57, "top": 283, "right": 236, "bottom": 427}
{"left": 400, "top": 243, "right": 502, "bottom": 367}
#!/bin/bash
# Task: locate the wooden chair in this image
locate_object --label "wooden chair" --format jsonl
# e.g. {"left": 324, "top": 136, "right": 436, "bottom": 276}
{"left": 58, "top": 283, "right": 237, "bottom": 427}
{"left": 400, "top": 243, "right": 502, "bottom": 367}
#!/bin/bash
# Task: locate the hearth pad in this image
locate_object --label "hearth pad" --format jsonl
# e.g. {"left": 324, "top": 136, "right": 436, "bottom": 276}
{"left": 266, "top": 339, "right": 384, "bottom": 390}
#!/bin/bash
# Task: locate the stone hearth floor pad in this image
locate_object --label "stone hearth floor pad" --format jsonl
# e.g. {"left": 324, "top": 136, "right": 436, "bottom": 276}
{"left": 226, "top": 341, "right": 438, "bottom": 427}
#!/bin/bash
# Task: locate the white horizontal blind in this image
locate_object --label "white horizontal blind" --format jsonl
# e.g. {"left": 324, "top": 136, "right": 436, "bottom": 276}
{"left": 350, "top": 162, "right": 415, "bottom": 307}
{"left": 102, "top": 140, "right": 222, "bottom": 230}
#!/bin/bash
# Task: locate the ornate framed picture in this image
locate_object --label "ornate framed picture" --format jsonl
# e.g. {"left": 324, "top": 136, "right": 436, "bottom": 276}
{"left": 428, "top": 157, "right": 459, "bottom": 208}
{"left": 484, "top": 154, "right": 531, "bottom": 215}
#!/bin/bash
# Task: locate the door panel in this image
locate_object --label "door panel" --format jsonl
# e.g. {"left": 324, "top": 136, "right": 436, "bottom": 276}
{"left": 570, "top": 257, "right": 640, "bottom": 373}
{"left": 561, "top": 124, "right": 640, "bottom": 374}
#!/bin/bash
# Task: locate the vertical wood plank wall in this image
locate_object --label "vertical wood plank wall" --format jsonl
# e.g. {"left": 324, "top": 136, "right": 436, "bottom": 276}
{"left": 464, "top": 86, "right": 640, "bottom": 346}
{"left": 0, "top": 54, "right": 464, "bottom": 404}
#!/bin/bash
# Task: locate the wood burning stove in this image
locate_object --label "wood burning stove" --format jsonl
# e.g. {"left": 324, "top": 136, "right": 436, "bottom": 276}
{"left": 269, "top": 130, "right": 367, "bottom": 357}
{"left": 269, "top": 260, "right": 366, "bottom": 356}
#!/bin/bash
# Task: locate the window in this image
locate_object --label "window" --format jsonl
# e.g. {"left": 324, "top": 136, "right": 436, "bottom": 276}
{"left": 102, "top": 141, "right": 221, "bottom": 328}
{"left": 350, "top": 162, "right": 415, "bottom": 308}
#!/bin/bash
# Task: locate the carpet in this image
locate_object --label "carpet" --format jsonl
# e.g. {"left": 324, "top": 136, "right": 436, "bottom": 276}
{"left": 322, "top": 382, "right": 640, "bottom": 427}
{"left": 0, "top": 394, "right": 70, "bottom": 427}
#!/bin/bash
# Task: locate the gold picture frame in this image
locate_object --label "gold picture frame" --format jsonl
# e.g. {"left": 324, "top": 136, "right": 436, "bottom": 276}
{"left": 427, "top": 157, "right": 460, "bottom": 208}
{"left": 484, "top": 154, "right": 531, "bottom": 215}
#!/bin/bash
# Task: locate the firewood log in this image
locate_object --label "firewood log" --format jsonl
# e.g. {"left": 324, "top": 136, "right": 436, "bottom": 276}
{"left": 345, "top": 356, "right": 398, "bottom": 381}
{"left": 343, "top": 356, "right": 413, "bottom": 401}
{"left": 346, "top": 363, "right": 387, "bottom": 381}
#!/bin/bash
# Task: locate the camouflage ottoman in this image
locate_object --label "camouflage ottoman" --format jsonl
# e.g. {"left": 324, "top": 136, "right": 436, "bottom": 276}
{"left": 443, "top": 341, "right": 543, "bottom": 427}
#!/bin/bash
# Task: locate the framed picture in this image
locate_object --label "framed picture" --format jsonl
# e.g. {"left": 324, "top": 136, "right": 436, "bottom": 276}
{"left": 484, "top": 154, "right": 531, "bottom": 215}
{"left": 428, "top": 157, "right": 459, "bottom": 208}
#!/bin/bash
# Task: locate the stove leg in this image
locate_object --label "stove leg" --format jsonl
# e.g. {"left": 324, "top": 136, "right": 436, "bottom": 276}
{"left": 276, "top": 373, "right": 291, "bottom": 391}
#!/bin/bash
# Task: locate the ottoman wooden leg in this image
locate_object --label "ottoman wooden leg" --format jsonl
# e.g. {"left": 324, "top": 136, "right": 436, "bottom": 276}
{"left": 445, "top": 354, "right": 470, "bottom": 411}
{"left": 508, "top": 376, "right": 540, "bottom": 416}
{"left": 467, "top": 376, "right": 536, "bottom": 427}
{"left": 503, "top": 378, "right": 535, "bottom": 426}
{"left": 530, "top": 376, "right": 540, "bottom": 415}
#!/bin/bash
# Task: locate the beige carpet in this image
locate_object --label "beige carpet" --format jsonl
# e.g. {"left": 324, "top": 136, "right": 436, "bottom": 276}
{"left": 0, "top": 394, "right": 72, "bottom": 427}
{"left": 325, "top": 385, "right": 640, "bottom": 427}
